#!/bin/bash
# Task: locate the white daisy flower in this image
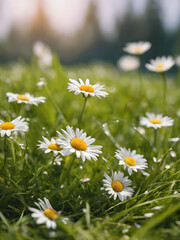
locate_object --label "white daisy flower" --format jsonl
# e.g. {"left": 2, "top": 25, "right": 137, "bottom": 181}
{"left": 117, "top": 55, "right": 140, "bottom": 71}
{"left": 145, "top": 56, "right": 175, "bottom": 72}
{"left": 115, "top": 147, "right": 148, "bottom": 175}
{"left": 6, "top": 92, "right": 46, "bottom": 106}
{"left": 0, "top": 116, "right": 28, "bottom": 137}
{"left": 80, "top": 175, "right": 90, "bottom": 182}
{"left": 67, "top": 78, "right": 108, "bottom": 98}
{"left": 29, "top": 198, "right": 60, "bottom": 229}
{"left": 175, "top": 56, "right": 180, "bottom": 67}
{"left": 123, "top": 41, "right": 151, "bottom": 55}
{"left": 140, "top": 112, "right": 174, "bottom": 129}
{"left": 57, "top": 126, "right": 102, "bottom": 162}
{"left": 38, "top": 136, "right": 63, "bottom": 157}
{"left": 103, "top": 171, "right": 134, "bottom": 201}
{"left": 33, "top": 41, "right": 53, "bottom": 67}
{"left": 37, "top": 77, "right": 46, "bottom": 87}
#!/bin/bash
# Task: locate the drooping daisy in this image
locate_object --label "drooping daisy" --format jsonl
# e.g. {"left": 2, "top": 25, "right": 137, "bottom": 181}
{"left": 57, "top": 126, "right": 102, "bottom": 161}
{"left": 140, "top": 113, "right": 174, "bottom": 129}
{"left": 38, "top": 136, "right": 63, "bottom": 157}
{"left": 175, "top": 55, "right": 180, "bottom": 67}
{"left": 0, "top": 116, "right": 28, "bottom": 137}
{"left": 6, "top": 92, "right": 46, "bottom": 106}
{"left": 123, "top": 41, "right": 151, "bottom": 55}
{"left": 117, "top": 55, "right": 140, "bottom": 71}
{"left": 37, "top": 77, "right": 46, "bottom": 87}
{"left": 29, "top": 198, "right": 60, "bottom": 229}
{"left": 115, "top": 147, "right": 148, "bottom": 175}
{"left": 33, "top": 41, "right": 53, "bottom": 68}
{"left": 67, "top": 78, "right": 108, "bottom": 98}
{"left": 145, "top": 56, "right": 175, "bottom": 72}
{"left": 103, "top": 171, "right": 134, "bottom": 201}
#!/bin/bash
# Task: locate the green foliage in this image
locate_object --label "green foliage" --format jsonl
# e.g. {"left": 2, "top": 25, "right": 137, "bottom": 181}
{"left": 0, "top": 56, "right": 179, "bottom": 240}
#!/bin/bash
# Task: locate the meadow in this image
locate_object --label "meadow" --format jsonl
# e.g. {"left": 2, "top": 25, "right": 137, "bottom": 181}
{"left": 0, "top": 55, "right": 180, "bottom": 240}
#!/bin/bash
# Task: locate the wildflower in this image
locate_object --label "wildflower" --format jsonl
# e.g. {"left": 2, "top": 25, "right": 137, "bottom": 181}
{"left": 140, "top": 113, "right": 174, "bottom": 129}
{"left": 37, "top": 77, "right": 46, "bottom": 87}
{"left": 123, "top": 41, "right": 151, "bottom": 55}
{"left": 115, "top": 147, "right": 148, "bottom": 175}
{"left": 0, "top": 116, "right": 28, "bottom": 137}
{"left": 29, "top": 198, "right": 60, "bottom": 229}
{"left": 67, "top": 78, "right": 108, "bottom": 98}
{"left": 38, "top": 136, "right": 63, "bottom": 157}
{"left": 103, "top": 171, "right": 134, "bottom": 201}
{"left": 33, "top": 41, "right": 53, "bottom": 68}
{"left": 117, "top": 55, "right": 140, "bottom": 71}
{"left": 145, "top": 56, "right": 175, "bottom": 72}
{"left": 144, "top": 213, "right": 154, "bottom": 218}
{"left": 57, "top": 126, "right": 102, "bottom": 162}
{"left": 6, "top": 92, "right": 46, "bottom": 106}
{"left": 80, "top": 175, "right": 90, "bottom": 182}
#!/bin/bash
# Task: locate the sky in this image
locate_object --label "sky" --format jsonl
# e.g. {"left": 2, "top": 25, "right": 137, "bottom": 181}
{"left": 0, "top": 0, "right": 180, "bottom": 40}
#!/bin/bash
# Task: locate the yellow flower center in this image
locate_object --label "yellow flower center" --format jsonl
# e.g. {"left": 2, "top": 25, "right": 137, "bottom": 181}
{"left": 79, "top": 85, "right": 94, "bottom": 92}
{"left": 0, "top": 122, "right": 15, "bottom": 130}
{"left": 48, "top": 144, "right": 61, "bottom": 151}
{"left": 111, "top": 181, "right": 123, "bottom": 192}
{"left": 135, "top": 46, "right": 141, "bottom": 53}
{"left": 124, "top": 157, "right": 136, "bottom": 166}
{"left": 17, "top": 95, "right": 29, "bottom": 101}
{"left": 150, "top": 119, "right": 162, "bottom": 124}
{"left": 71, "top": 138, "right": 87, "bottom": 151}
{"left": 156, "top": 64, "right": 164, "bottom": 70}
{"left": 43, "top": 208, "right": 58, "bottom": 220}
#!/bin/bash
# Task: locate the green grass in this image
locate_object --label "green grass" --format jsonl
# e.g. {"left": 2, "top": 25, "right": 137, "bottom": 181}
{"left": 0, "top": 56, "right": 180, "bottom": 240}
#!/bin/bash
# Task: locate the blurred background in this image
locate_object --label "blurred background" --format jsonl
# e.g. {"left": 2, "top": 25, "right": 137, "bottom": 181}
{"left": 0, "top": 0, "right": 180, "bottom": 65}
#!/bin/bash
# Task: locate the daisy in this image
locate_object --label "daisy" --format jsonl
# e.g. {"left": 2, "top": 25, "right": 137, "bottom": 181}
{"left": 123, "top": 41, "right": 151, "bottom": 55}
{"left": 57, "top": 126, "right": 102, "bottom": 162}
{"left": 6, "top": 92, "right": 46, "bottom": 106}
{"left": 38, "top": 136, "right": 63, "bottom": 157}
{"left": 145, "top": 56, "right": 175, "bottom": 72}
{"left": 29, "top": 198, "right": 60, "bottom": 229}
{"left": 115, "top": 147, "right": 148, "bottom": 175}
{"left": 67, "top": 78, "right": 108, "bottom": 98}
{"left": 117, "top": 55, "right": 140, "bottom": 71}
{"left": 33, "top": 41, "right": 53, "bottom": 68}
{"left": 140, "top": 113, "right": 174, "bottom": 129}
{"left": 103, "top": 171, "right": 134, "bottom": 201}
{"left": 37, "top": 77, "right": 46, "bottom": 87}
{"left": 0, "top": 116, "right": 28, "bottom": 137}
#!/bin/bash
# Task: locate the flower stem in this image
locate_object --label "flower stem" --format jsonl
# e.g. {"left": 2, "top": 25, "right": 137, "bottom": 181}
{"left": 137, "top": 68, "right": 143, "bottom": 97}
{"left": 10, "top": 138, "right": 16, "bottom": 166}
{"left": 59, "top": 155, "right": 75, "bottom": 185}
{"left": 3, "top": 136, "right": 8, "bottom": 170}
{"left": 161, "top": 72, "right": 167, "bottom": 111}
{"left": 45, "top": 84, "right": 67, "bottom": 124}
{"left": 79, "top": 97, "right": 88, "bottom": 124}
{"left": 154, "top": 129, "right": 157, "bottom": 151}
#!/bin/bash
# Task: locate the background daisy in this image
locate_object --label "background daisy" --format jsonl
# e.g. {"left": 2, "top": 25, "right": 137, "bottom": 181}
{"left": 38, "top": 136, "right": 63, "bottom": 157}
{"left": 68, "top": 78, "right": 108, "bottom": 98}
{"left": 6, "top": 92, "right": 46, "bottom": 106}
{"left": 33, "top": 41, "right": 53, "bottom": 68}
{"left": 57, "top": 126, "right": 102, "bottom": 162}
{"left": 145, "top": 56, "right": 175, "bottom": 72}
{"left": 123, "top": 41, "right": 151, "bottom": 55}
{"left": 140, "top": 112, "right": 174, "bottom": 129}
{"left": 103, "top": 171, "right": 134, "bottom": 201}
{"left": 115, "top": 147, "right": 148, "bottom": 175}
{"left": 117, "top": 55, "right": 140, "bottom": 71}
{"left": 0, "top": 116, "right": 28, "bottom": 137}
